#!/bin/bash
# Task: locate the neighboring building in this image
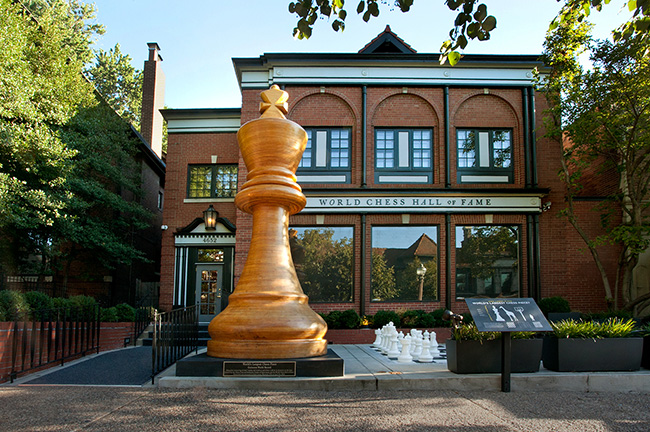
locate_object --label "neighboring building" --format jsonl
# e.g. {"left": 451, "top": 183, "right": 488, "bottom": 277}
{"left": 160, "top": 27, "right": 622, "bottom": 321}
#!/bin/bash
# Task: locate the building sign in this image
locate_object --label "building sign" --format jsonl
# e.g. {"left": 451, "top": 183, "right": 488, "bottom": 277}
{"left": 465, "top": 298, "right": 552, "bottom": 332}
{"left": 302, "top": 195, "right": 542, "bottom": 213}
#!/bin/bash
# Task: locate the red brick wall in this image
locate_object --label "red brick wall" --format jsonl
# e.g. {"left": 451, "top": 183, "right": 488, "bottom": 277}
{"left": 160, "top": 132, "right": 239, "bottom": 311}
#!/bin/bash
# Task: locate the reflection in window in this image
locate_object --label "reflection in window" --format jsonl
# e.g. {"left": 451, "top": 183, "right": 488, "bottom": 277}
{"left": 198, "top": 249, "right": 224, "bottom": 263}
{"left": 289, "top": 227, "right": 353, "bottom": 302}
{"left": 371, "top": 226, "right": 439, "bottom": 302}
{"left": 455, "top": 226, "right": 519, "bottom": 299}
{"left": 188, "top": 165, "right": 238, "bottom": 198}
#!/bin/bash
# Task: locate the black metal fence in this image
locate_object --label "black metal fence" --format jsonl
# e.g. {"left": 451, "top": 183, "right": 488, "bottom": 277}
{"left": 9, "top": 306, "right": 100, "bottom": 383}
{"left": 151, "top": 305, "right": 198, "bottom": 384}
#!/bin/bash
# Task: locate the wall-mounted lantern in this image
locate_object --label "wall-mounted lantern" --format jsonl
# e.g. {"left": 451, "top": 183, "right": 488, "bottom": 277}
{"left": 203, "top": 205, "right": 217, "bottom": 230}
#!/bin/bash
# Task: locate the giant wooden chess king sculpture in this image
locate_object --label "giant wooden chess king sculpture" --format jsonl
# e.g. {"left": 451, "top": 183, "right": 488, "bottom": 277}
{"left": 207, "top": 85, "right": 328, "bottom": 359}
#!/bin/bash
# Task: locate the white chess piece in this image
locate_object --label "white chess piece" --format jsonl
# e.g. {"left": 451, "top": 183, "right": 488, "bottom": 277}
{"left": 409, "top": 329, "right": 418, "bottom": 355}
{"left": 397, "top": 335, "right": 413, "bottom": 363}
{"left": 429, "top": 330, "right": 441, "bottom": 358}
{"left": 412, "top": 330, "right": 423, "bottom": 361}
{"left": 372, "top": 329, "right": 382, "bottom": 349}
{"left": 387, "top": 329, "right": 400, "bottom": 359}
{"left": 380, "top": 324, "right": 391, "bottom": 354}
{"left": 418, "top": 334, "right": 433, "bottom": 362}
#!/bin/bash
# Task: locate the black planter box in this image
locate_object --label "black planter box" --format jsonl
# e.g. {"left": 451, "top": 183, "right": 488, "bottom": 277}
{"left": 542, "top": 337, "right": 643, "bottom": 372}
{"left": 642, "top": 335, "right": 650, "bottom": 369}
{"left": 446, "top": 338, "right": 543, "bottom": 374}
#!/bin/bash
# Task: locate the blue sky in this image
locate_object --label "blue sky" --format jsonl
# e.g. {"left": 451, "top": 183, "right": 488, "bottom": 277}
{"left": 87, "top": 0, "right": 633, "bottom": 109}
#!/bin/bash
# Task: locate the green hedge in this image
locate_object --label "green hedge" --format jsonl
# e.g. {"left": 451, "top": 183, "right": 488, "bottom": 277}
{"left": 0, "top": 290, "right": 146, "bottom": 322}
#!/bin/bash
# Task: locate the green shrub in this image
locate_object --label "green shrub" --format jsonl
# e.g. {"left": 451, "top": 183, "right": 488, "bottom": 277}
{"left": 114, "top": 303, "right": 136, "bottom": 322}
{"left": 581, "top": 310, "right": 633, "bottom": 321}
{"left": 399, "top": 310, "right": 437, "bottom": 328}
{"left": 52, "top": 297, "right": 71, "bottom": 311}
{"left": 100, "top": 307, "right": 119, "bottom": 322}
{"left": 551, "top": 318, "right": 636, "bottom": 339}
{"left": 538, "top": 296, "right": 571, "bottom": 315}
{"left": 323, "top": 311, "right": 343, "bottom": 329}
{"left": 416, "top": 313, "right": 436, "bottom": 328}
{"left": 452, "top": 323, "right": 500, "bottom": 341}
{"left": 0, "top": 290, "right": 30, "bottom": 321}
{"left": 338, "top": 309, "right": 361, "bottom": 329}
{"left": 372, "top": 310, "right": 400, "bottom": 328}
{"left": 25, "top": 291, "right": 53, "bottom": 320}
{"left": 430, "top": 309, "right": 451, "bottom": 327}
{"left": 68, "top": 295, "right": 98, "bottom": 321}
{"left": 400, "top": 310, "right": 421, "bottom": 328}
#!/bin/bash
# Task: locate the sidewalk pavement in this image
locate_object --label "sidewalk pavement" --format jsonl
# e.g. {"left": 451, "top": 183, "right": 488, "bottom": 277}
{"left": 157, "top": 344, "right": 650, "bottom": 393}
{"left": 2, "top": 345, "right": 649, "bottom": 431}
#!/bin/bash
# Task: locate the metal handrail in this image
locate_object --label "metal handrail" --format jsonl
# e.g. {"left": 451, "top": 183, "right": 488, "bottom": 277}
{"left": 151, "top": 305, "right": 198, "bottom": 384}
{"left": 9, "top": 305, "right": 100, "bottom": 383}
{"left": 133, "top": 307, "right": 154, "bottom": 345}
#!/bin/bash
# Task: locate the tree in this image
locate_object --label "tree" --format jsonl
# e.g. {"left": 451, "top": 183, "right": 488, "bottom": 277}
{"left": 540, "top": 12, "right": 650, "bottom": 312}
{"left": 0, "top": 1, "right": 154, "bottom": 298}
{"left": 294, "top": 228, "right": 353, "bottom": 302}
{"left": 0, "top": 0, "right": 101, "bottom": 274}
{"left": 52, "top": 98, "right": 153, "bottom": 293}
{"left": 288, "top": 0, "right": 649, "bottom": 65}
{"left": 85, "top": 44, "right": 143, "bottom": 130}
{"left": 370, "top": 252, "right": 397, "bottom": 300}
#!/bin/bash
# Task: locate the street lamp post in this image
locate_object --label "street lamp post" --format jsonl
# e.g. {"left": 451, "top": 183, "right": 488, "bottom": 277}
{"left": 416, "top": 262, "right": 427, "bottom": 301}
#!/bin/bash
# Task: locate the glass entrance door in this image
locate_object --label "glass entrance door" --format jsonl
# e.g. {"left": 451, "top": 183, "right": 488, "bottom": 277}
{"left": 196, "top": 265, "right": 223, "bottom": 322}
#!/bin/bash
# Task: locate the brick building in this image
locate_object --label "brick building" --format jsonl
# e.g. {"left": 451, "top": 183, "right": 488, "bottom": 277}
{"left": 160, "top": 27, "right": 625, "bottom": 322}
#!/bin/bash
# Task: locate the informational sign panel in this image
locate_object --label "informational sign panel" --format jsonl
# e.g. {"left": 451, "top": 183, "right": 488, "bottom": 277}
{"left": 223, "top": 361, "right": 297, "bottom": 377}
{"left": 465, "top": 298, "right": 552, "bottom": 332}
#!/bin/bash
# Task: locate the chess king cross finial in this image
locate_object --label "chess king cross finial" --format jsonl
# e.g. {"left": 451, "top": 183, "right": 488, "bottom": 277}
{"left": 260, "top": 84, "right": 289, "bottom": 118}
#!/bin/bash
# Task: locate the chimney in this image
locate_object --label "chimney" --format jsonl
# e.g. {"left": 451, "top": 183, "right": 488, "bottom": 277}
{"left": 141, "top": 42, "right": 165, "bottom": 159}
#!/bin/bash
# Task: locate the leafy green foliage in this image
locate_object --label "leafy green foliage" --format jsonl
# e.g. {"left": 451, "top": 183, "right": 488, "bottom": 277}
{"left": 452, "top": 322, "right": 500, "bottom": 341}
{"left": 370, "top": 252, "right": 397, "bottom": 301}
{"left": 287, "top": 1, "right": 647, "bottom": 66}
{"left": 0, "top": 0, "right": 151, "bottom": 287}
{"left": 100, "top": 307, "right": 119, "bottom": 322}
{"left": 86, "top": 44, "right": 143, "bottom": 129}
{"left": 371, "top": 309, "right": 401, "bottom": 328}
{"left": 400, "top": 309, "right": 437, "bottom": 328}
{"left": 452, "top": 322, "right": 536, "bottom": 340}
{"left": 430, "top": 308, "right": 452, "bottom": 327}
{"left": 25, "top": 291, "right": 54, "bottom": 320}
{"left": 538, "top": 296, "right": 571, "bottom": 315}
{"left": 114, "top": 303, "right": 136, "bottom": 322}
{"left": 0, "top": 290, "right": 30, "bottom": 321}
{"left": 551, "top": 318, "right": 637, "bottom": 338}
{"left": 540, "top": 13, "right": 650, "bottom": 310}
{"left": 339, "top": 309, "right": 361, "bottom": 328}
{"left": 294, "top": 228, "right": 353, "bottom": 302}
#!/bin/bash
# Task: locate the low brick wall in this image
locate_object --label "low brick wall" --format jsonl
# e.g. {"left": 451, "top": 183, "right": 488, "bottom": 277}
{"left": 0, "top": 322, "right": 134, "bottom": 383}
{"left": 325, "top": 327, "right": 452, "bottom": 344}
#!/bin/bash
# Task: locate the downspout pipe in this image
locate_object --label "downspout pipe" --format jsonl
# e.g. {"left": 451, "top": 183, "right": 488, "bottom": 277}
{"left": 362, "top": 86, "right": 367, "bottom": 188}
{"left": 523, "top": 87, "right": 531, "bottom": 188}
{"left": 444, "top": 86, "right": 451, "bottom": 188}
{"left": 360, "top": 214, "right": 366, "bottom": 318}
